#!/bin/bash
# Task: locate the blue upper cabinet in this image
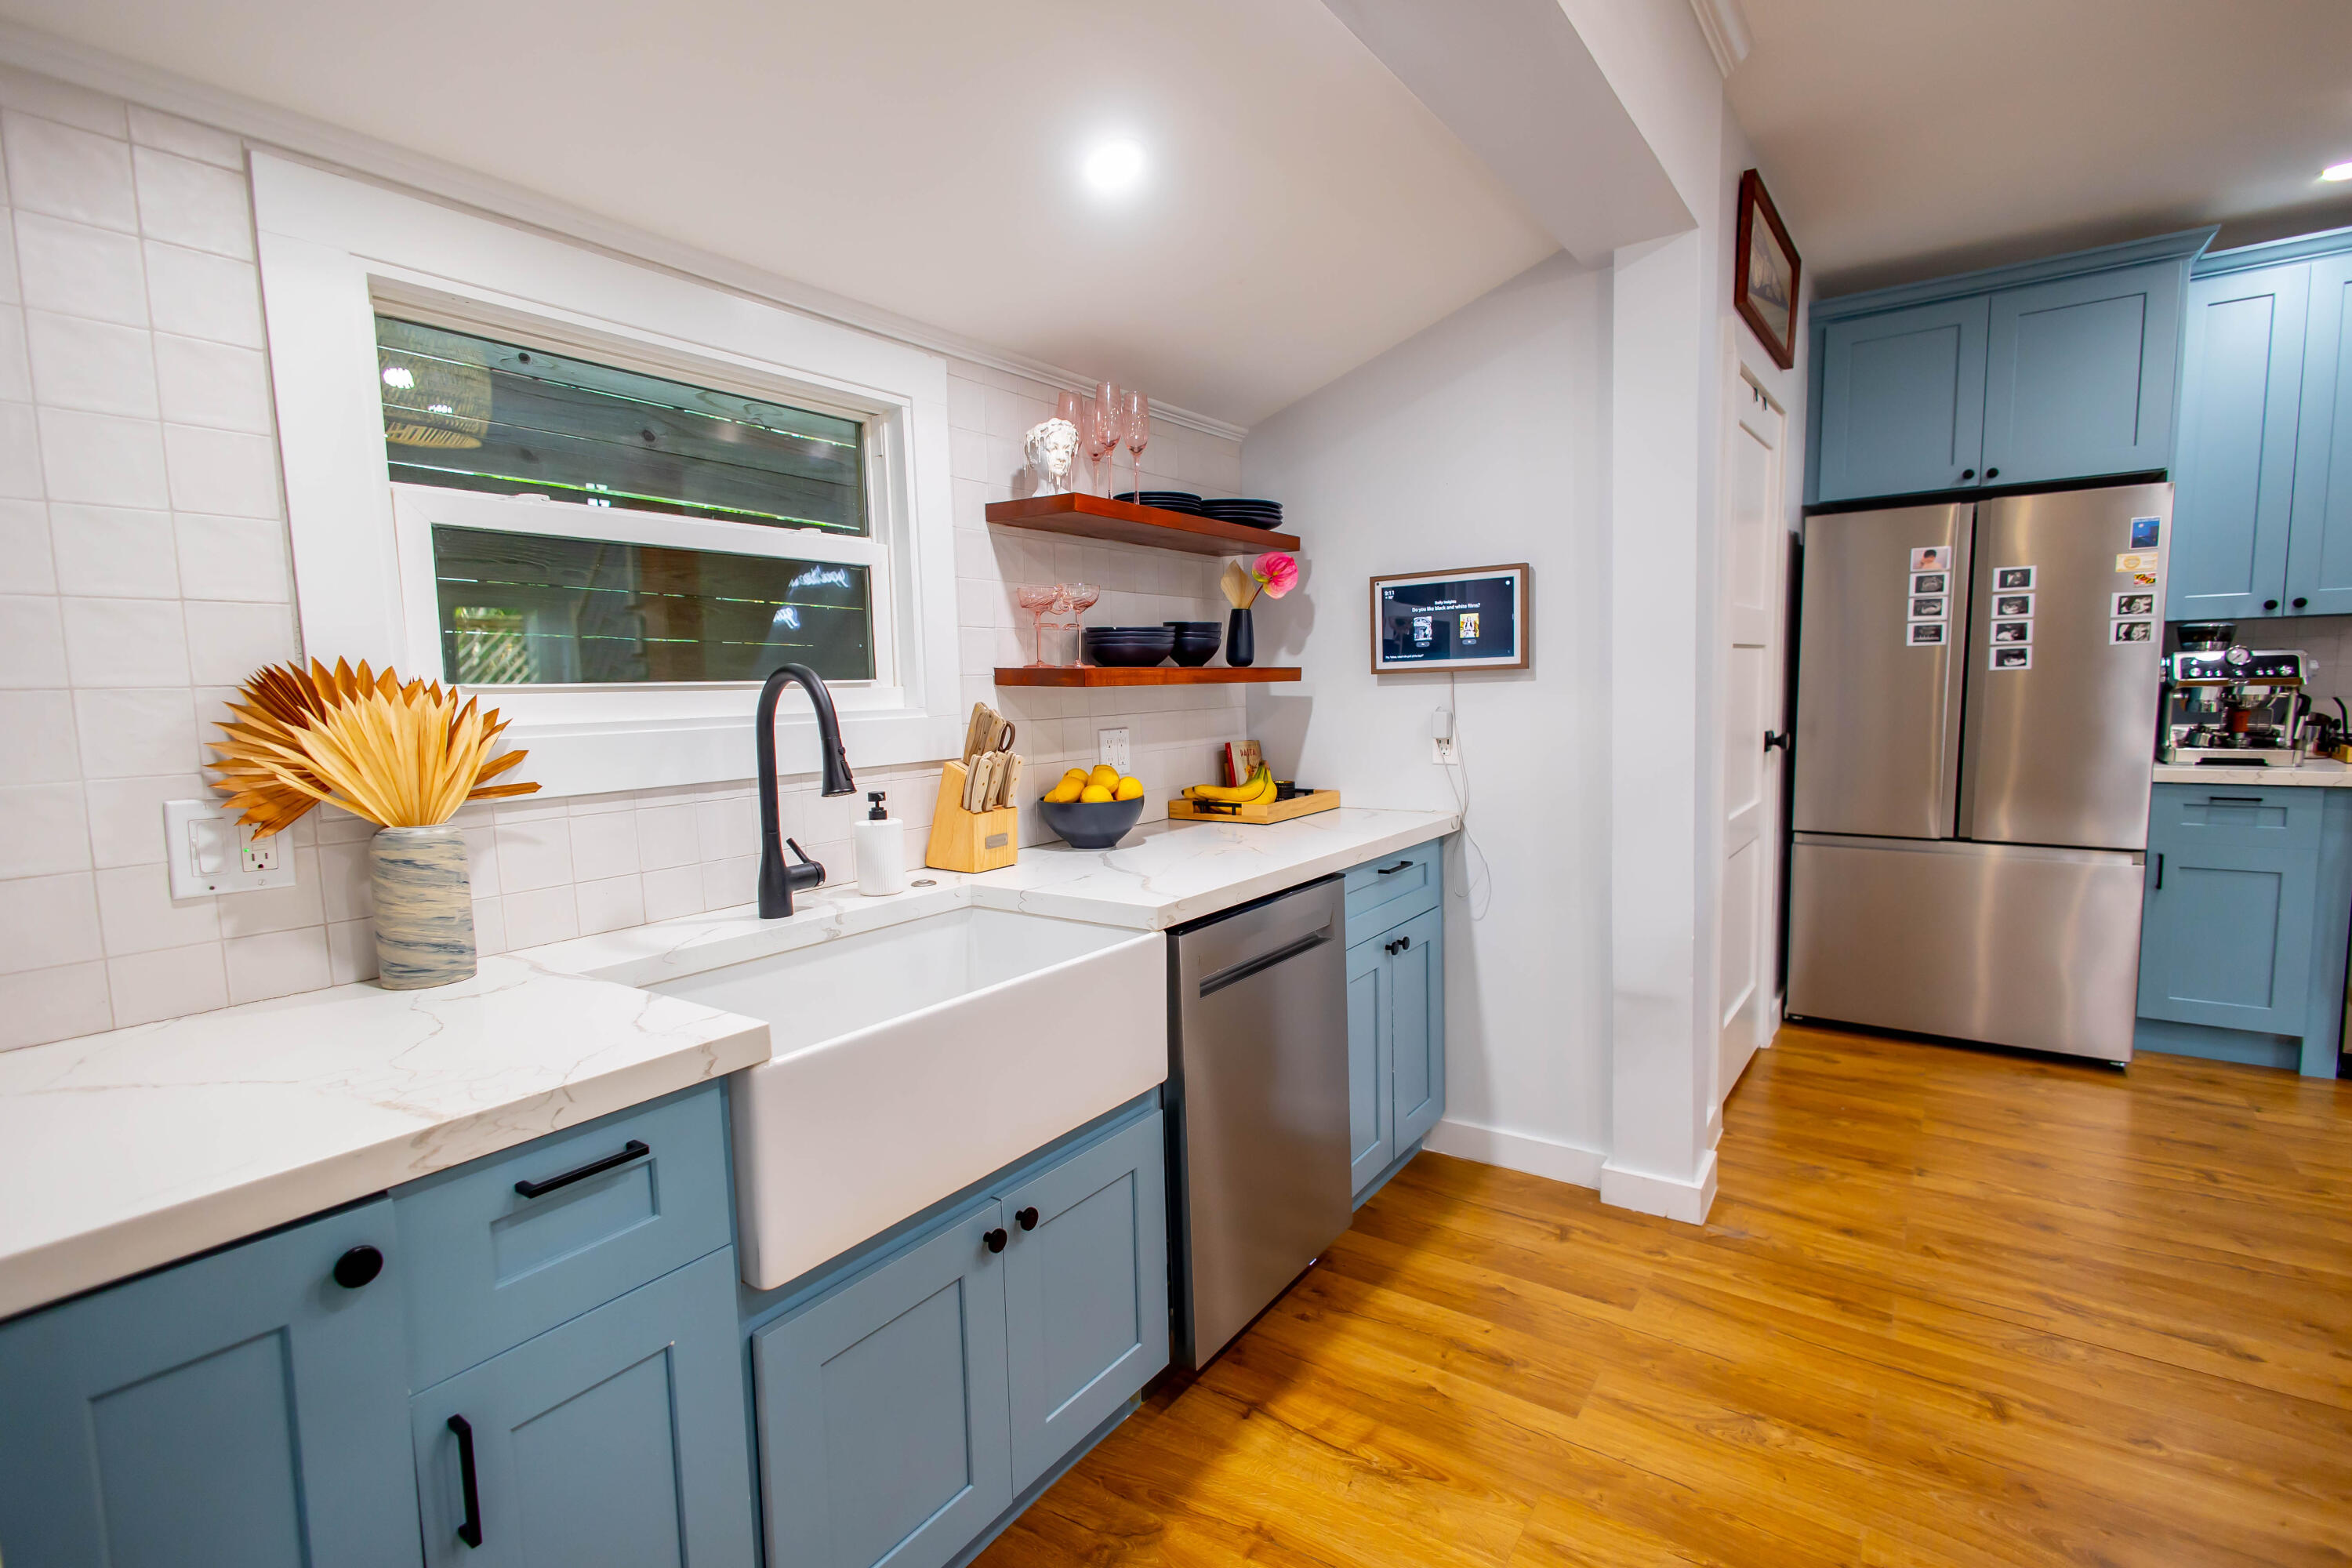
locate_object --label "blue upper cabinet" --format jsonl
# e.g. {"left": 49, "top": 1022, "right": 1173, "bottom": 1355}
{"left": 1982, "top": 260, "right": 2184, "bottom": 487}
{"left": 1807, "top": 229, "right": 2215, "bottom": 506}
{"left": 0, "top": 1199, "right": 418, "bottom": 1568}
{"left": 2285, "top": 256, "right": 2352, "bottom": 616}
{"left": 1816, "top": 296, "right": 1989, "bottom": 502}
{"left": 2170, "top": 264, "right": 2309, "bottom": 619}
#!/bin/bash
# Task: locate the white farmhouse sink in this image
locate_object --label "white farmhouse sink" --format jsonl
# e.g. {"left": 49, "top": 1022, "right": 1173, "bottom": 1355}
{"left": 648, "top": 906, "right": 1166, "bottom": 1290}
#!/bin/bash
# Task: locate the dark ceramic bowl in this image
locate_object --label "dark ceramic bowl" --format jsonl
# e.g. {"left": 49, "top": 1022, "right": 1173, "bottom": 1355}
{"left": 1165, "top": 622, "right": 1221, "bottom": 667}
{"left": 1040, "top": 795, "right": 1146, "bottom": 849}
{"left": 1083, "top": 627, "right": 1174, "bottom": 666}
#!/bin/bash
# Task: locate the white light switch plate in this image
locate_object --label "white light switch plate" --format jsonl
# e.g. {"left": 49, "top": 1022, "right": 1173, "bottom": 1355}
{"left": 1097, "top": 728, "right": 1131, "bottom": 775}
{"left": 163, "top": 800, "right": 300, "bottom": 898}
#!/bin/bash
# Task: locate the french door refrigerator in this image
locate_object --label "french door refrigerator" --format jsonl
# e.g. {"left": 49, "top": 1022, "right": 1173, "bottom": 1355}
{"left": 1785, "top": 481, "right": 2170, "bottom": 1062}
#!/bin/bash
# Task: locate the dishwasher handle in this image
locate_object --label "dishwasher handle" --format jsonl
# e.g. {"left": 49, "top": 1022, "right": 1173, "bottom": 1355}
{"left": 1197, "top": 925, "right": 1334, "bottom": 998}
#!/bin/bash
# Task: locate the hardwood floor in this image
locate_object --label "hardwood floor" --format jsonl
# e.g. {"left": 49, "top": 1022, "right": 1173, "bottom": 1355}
{"left": 976, "top": 1025, "right": 2352, "bottom": 1567}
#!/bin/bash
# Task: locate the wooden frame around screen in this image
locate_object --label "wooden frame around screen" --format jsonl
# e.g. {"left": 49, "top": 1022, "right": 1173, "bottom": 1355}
{"left": 1369, "top": 564, "right": 1531, "bottom": 673}
{"left": 1735, "top": 169, "right": 1800, "bottom": 371}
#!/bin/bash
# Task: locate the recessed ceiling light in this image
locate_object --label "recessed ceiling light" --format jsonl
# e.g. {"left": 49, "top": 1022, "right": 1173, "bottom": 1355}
{"left": 1082, "top": 138, "right": 1146, "bottom": 194}
{"left": 2325, "top": 161, "right": 2352, "bottom": 183}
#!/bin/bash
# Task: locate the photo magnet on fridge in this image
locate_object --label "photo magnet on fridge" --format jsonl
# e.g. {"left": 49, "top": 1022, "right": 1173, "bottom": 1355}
{"left": 2111, "top": 619, "right": 2154, "bottom": 644}
{"left": 2130, "top": 516, "right": 2161, "bottom": 549}
{"left": 2115, "top": 552, "right": 2158, "bottom": 574}
{"left": 1908, "top": 596, "right": 1947, "bottom": 621}
{"left": 2113, "top": 592, "right": 2156, "bottom": 617}
{"left": 1910, "top": 546, "right": 1950, "bottom": 572}
{"left": 1991, "top": 619, "right": 2032, "bottom": 644}
{"left": 1990, "top": 645, "right": 2032, "bottom": 670}
{"left": 1994, "top": 567, "right": 2035, "bottom": 591}
{"left": 1907, "top": 622, "right": 1946, "bottom": 646}
{"left": 1910, "top": 572, "right": 1947, "bottom": 596}
{"left": 1993, "top": 593, "right": 2034, "bottom": 619}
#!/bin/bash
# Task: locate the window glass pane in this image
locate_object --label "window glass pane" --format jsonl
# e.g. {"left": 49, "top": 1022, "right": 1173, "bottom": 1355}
{"left": 432, "top": 526, "right": 873, "bottom": 684}
{"left": 378, "top": 316, "right": 866, "bottom": 534}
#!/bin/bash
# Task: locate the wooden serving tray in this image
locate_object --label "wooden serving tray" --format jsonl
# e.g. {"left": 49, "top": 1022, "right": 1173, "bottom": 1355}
{"left": 1167, "top": 789, "right": 1340, "bottom": 826}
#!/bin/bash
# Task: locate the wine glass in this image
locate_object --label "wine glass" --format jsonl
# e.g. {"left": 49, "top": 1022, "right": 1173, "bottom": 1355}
{"left": 1121, "top": 390, "right": 1150, "bottom": 502}
{"left": 1016, "top": 584, "right": 1062, "bottom": 666}
{"left": 1089, "top": 382, "right": 1120, "bottom": 496}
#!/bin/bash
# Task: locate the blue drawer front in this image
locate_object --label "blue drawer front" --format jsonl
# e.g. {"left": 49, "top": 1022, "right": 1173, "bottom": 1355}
{"left": 396, "top": 1083, "right": 733, "bottom": 1390}
{"left": 1344, "top": 839, "right": 1442, "bottom": 942}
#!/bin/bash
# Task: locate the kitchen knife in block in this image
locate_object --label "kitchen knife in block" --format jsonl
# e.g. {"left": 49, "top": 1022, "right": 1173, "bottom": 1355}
{"left": 926, "top": 759, "right": 1018, "bottom": 873}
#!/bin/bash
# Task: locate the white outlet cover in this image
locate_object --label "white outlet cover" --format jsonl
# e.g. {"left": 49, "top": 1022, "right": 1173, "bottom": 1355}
{"left": 1097, "top": 728, "right": 1131, "bottom": 775}
{"left": 1432, "top": 736, "right": 1459, "bottom": 764}
{"left": 163, "top": 800, "right": 300, "bottom": 898}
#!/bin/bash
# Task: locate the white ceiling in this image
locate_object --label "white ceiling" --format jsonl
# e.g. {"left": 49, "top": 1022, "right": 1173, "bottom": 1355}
{"left": 0, "top": 0, "right": 1561, "bottom": 427}
{"left": 1727, "top": 0, "right": 2352, "bottom": 298}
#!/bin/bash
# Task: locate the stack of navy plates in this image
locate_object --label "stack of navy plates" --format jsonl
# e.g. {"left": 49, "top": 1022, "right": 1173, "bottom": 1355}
{"left": 1200, "top": 498, "right": 1285, "bottom": 530}
{"left": 1113, "top": 490, "right": 1204, "bottom": 514}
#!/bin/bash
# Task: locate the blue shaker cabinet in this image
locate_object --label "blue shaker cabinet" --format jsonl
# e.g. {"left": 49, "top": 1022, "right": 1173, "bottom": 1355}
{"left": 1387, "top": 903, "right": 1446, "bottom": 1152}
{"left": 1814, "top": 296, "right": 1989, "bottom": 503}
{"left": 1982, "top": 260, "right": 2185, "bottom": 488}
{"left": 2285, "top": 256, "right": 2352, "bottom": 616}
{"left": 1345, "top": 936, "right": 1392, "bottom": 1192}
{"left": 1344, "top": 841, "right": 1447, "bottom": 1204}
{"left": 0, "top": 1199, "right": 417, "bottom": 1568}
{"left": 2169, "top": 264, "right": 2310, "bottom": 620}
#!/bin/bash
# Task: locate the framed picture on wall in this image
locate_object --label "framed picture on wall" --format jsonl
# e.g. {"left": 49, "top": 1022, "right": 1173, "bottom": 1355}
{"left": 1735, "top": 169, "right": 1800, "bottom": 370}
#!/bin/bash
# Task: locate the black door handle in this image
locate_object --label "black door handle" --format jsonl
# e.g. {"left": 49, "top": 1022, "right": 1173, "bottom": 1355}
{"left": 1763, "top": 731, "right": 1790, "bottom": 753}
{"left": 1984, "top": 466, "right": 1999, "bottom": 480}
{"left": 332, "top": 1244, "right": 383, "bottom": 1289}
{"left": 983, "top": 1227, "right": 1008, "bottom": 1254}
{"left": 2154, "top": 853, "right": 2163, "bottom": 891}
{"left": 2264, "top": 599, "right": 2280, "bottom": 611}
{"left": 1960, "top": 468, "right": 1976, "bottom": 481}
{"left": 1015, "top": 1207, "right": 1039, "bottom": 1231}
{"left": 2294, "top": 597, "right": 2309, "bottom": 609}
{"left": 447, "top": 1415, "right": 484, "bottom": 1548}
{"left": 1374, "top": 859, "right": 1414, "bottom": 875}
{"left": 513, "top": 1139, "right": 649, "bottom": 1199}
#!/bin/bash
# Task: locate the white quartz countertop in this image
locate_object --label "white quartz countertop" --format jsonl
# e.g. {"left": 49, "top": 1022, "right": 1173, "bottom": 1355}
{"left": 2151, "top": 759, "right": 2352, "bottom": 787}
{"left": 0, "top": 958, "right": 768, "bottom": 1321}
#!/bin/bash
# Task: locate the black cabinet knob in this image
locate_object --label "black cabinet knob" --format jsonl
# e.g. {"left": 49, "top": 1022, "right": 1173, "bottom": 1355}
{"left": 1960, "top": 469, "right": 1976, "bottom": 481}
{"left": 983, "top": 1227, "right": 1008, "bottom": 1254}
{"left": 2293, "top": 597, "right": 2310, "bottom": 609}
{"left": 2264, "top": 599, "right": 2281, "bottom": 611}
{"left": 1016, "top": 1207, "right": 1039, "bottom": 1231}
{"left": 332, "top": 1244, "right": 384, "bottom": 1290}
{"left": 1984, "top": 466, "right": 2000, "bottom": 480}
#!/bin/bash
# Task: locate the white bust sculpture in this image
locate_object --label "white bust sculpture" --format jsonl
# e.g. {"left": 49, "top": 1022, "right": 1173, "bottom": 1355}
{"left": 1025, "top": 417, "right": 1079, "bottom": 494}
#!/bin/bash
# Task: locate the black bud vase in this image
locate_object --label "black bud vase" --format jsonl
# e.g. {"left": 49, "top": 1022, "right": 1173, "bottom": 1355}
{"left": 1226, "top": 606, "right": 1255, "bottom": 668}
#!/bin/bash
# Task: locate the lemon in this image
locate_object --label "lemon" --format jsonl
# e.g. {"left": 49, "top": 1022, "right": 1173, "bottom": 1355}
{"left": 1080, "top": 783, "right": 1115, "bottom": 803}
{"left": 1114, "top": 776, "right": 1144, "bottom": 801}
{"left": 1061, "top": 767, "right": 1088, "bottom": 784}
{"left": 1087, "top": 764, "right": 1120, "bottom": 790}
{"left": 1043, "top": 778, "right": 1083, "bottom": 804}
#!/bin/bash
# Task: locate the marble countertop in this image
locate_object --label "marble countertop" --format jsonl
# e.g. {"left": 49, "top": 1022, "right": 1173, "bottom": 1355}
{"left": 0, "top": 958, "right": 768, "bottom": 1321}
{"left": 2152, "top": 759, "right": 2352, "bottom": 787}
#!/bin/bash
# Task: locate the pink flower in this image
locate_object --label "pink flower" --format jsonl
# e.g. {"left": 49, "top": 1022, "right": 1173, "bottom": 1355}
{"left": 1252, "top": 552, "right": 1298, "bottom": 600}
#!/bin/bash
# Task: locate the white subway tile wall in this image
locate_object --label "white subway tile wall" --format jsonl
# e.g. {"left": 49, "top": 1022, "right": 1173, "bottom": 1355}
{"left": 0, "top": 71, "right": 1256, "bottom": 1049}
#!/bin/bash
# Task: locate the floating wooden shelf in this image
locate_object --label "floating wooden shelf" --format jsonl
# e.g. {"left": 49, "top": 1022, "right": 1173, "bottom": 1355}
{"left": 983, "top": 493, "right": 1298, "bottom": 556}
{"left": 992, "top": 666, "right": 1301, "bottom": 688}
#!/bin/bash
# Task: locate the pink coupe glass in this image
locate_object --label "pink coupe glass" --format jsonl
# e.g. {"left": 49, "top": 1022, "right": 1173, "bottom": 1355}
{"left": 1016, "top": 584, "right": 1062, "bottom": 666}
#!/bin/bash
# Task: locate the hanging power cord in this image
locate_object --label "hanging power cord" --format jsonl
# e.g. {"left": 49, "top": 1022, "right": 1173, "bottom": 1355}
{"left": 1440, "top": 671, "right": 1494, "bottom": 920}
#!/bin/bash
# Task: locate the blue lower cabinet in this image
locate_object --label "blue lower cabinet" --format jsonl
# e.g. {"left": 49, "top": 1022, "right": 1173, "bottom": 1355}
{"left": 1000, "top": 1111, "right": 1168, "bottom": 1494}
{"left": 1346, "top": 851, "right": 1448, "bottom": 1206}
{"left": 0, "top": 1198, "right": 416, "bottom": 1568}
{"left": 1388, "top": 906, "right": 1446, "bottom": 1150}
{"left": 753, "top": 1206, "right": 1014, "bottom": 1568}
{"left": 1345, "top": 938, "right": 1392, "bottom": 1192}
{"left": 410, "top": 1247, "right": 754, "bottom": 1568}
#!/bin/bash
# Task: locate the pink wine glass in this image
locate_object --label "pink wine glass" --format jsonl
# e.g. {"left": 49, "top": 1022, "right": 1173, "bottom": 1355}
{"left": 1121, "top": 390, "right": 1150, "bottom": 501}
{"left": 1089, "top": 382, "right": 1120, "bottom": 495}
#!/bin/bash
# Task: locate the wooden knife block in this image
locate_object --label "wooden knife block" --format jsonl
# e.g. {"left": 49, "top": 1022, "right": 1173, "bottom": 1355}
{"left": 924, "top": 760, "right": 1018, "bottom": 873}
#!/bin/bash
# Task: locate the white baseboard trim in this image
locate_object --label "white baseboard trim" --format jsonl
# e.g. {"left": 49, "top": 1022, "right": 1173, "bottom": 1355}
{"left": 1421, "top": 1118, "right": 1606, "bottom": 1189}
{"left": 1599, "top": 1148, "right": 1719, "bottom": 1225}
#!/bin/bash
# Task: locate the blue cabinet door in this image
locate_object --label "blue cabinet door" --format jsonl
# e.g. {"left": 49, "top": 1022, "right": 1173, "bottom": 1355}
{"left": 2171, "top": 264, "right": 2310, "bottom": 621}
{"left": 0, "top": 1199, "right": 416, "bottom": 1568}
{"left": 1000, "top": 1112, "right": 1168, "bottom": 1494}
{"left": 1816, "top": 296, "right": 1990, "bottom": 502}
{"left": 1387, "top": 906, "right": 1446, "bottom": 1152}
{"left": 753, "top": 1206, "right": 1012, "bottom": 1568}
{"left": 2285, "top": 257, "right": 2352, "bottom": 617}
{"left": 2138, "top": 786, "right": 2321, "bottom": 1036}
{"left": 1345, "top": 935, "right": 1392, "bottom": 1195}
{"left": 409, "top": 1247, "right": 754, "bottom": 1568}
{"left": 1982, "top": 260, "right": 2187, "bottom": 488}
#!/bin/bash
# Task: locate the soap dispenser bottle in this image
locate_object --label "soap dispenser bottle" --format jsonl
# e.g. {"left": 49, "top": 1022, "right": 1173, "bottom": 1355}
{"left": 854, "top": 790, "right": 907, "bottom": 896}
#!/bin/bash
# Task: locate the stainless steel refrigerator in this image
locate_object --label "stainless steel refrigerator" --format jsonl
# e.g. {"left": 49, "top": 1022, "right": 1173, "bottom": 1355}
{"left": 1785, "top": 482, "right": 2169, "bottom": 1062}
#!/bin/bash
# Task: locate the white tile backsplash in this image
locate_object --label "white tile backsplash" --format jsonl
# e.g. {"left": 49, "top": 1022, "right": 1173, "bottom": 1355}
{"left": 0, "top": 74, "right": 1254, "bottom": 1050}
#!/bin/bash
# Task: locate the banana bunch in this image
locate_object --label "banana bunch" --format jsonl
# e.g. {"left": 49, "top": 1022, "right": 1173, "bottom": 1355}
{"left": 1183, "top": 764, "right": 1276, "bottom": 805}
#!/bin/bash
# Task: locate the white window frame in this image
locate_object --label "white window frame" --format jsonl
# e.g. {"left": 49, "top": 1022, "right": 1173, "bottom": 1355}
{"left": 250, "top": 152, "right": 962, "bottom": 797}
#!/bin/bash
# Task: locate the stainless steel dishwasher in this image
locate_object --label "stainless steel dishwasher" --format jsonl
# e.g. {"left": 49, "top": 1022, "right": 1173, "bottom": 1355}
{"left": 1166, "top": 874, "right": 1351, "bottom": 1367}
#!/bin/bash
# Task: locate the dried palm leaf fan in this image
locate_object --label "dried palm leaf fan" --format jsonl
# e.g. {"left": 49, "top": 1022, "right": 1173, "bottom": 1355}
{"left": 209, "top": 659, "right": 539, "bottom": 836}
{"left": 377, "top": 318, "right": 492, "bottom": 449}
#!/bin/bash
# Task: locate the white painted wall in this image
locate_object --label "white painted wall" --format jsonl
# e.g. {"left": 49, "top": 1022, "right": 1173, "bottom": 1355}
{"left": 1243, "top": 252, "right": 1614, "bottom": 1183}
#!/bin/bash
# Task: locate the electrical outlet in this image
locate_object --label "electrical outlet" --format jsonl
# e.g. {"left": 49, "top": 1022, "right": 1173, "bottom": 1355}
{"left": 162, "top": 800, "right": 299, "bottom": 898}
{"left": 1098, "top": 728, "right": 1131, "bottom": 775}
{"left": 1432, "top": 736, "right": 1459, "bottom": 764}
{"left": 241, "top": 833, "right": 279, "bottom": 873}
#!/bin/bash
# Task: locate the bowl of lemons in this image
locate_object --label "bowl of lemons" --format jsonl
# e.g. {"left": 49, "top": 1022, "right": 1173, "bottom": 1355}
{"left": 1038, "top": 764, "right": 1147, "bottom": 848}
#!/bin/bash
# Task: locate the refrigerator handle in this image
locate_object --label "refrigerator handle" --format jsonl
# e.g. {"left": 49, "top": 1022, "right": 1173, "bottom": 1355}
{"left": 1940, "top": 510, "right": 1975, "bottom": 838}
{"left": 2154, "top": 853, "right": 2163, "bottom": 891}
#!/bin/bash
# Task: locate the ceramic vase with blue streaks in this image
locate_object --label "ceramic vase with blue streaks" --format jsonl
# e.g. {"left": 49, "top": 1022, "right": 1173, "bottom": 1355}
{"left": 370, "top": 825, "right": 477, "bottom": 989}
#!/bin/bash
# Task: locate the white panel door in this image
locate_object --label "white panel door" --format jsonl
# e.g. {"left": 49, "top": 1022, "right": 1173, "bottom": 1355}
{"left": 1719, "top": 371, "right": 1787, "bottom": 1105}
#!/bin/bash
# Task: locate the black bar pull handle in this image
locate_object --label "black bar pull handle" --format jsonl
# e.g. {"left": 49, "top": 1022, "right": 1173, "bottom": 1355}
{"left": 447, "top": 1415, "right": 484, "bottom": 1548}
{"left": 1374, "top": 858, "right": 1414, "bottom": 875}
{"left": 514, "top": 1139, "right": 649, "bottom": 1199}
{"left": 2154, "top": 853, "right": 2163, "bottom": 891}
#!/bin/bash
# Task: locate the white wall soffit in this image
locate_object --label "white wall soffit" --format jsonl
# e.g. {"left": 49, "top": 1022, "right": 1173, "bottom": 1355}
{"left": 1319, "top": 0, "right": 1693, "bottom": 263}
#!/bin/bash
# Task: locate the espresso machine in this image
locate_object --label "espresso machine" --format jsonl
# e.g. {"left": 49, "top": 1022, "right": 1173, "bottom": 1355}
{"left": 2159, "top": 622, "right": 2312, "bottom": 765}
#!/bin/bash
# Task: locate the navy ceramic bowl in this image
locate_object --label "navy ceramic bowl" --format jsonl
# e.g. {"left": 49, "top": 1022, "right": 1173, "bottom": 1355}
{"left": 1164, "top": 621, "right": 1221, "bottom": 666}
{"left": 1082, "top": 627, "right": 1174, "bottom": 667}
{"left": 1040, "top": 795, "right": 1146, "bottom": 849}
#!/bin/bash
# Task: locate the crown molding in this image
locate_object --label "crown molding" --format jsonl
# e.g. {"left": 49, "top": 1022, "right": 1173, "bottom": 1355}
{"left": 1688, "top": 0, "right": 1752, "bottom": 78}
{"left": 0, "top": 20, "right": 1250, "bottom": 444}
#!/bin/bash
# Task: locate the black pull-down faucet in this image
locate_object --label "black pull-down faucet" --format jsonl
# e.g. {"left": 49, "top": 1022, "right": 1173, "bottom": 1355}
{"left": 755, "top": 662, "right": 857, "bottom": 919}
